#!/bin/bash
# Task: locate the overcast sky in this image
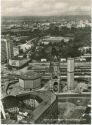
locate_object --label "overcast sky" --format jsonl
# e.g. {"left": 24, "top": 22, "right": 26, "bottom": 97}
{"left": 1, "top": 0, "right": 91, "bottom": 16}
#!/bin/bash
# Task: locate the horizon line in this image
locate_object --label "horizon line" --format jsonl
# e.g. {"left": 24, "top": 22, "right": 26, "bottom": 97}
{"left": 2, "top": 14, "right": 91, "bottom": 17}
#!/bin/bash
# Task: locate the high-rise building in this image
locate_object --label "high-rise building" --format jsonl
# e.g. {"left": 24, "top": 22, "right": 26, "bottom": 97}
{"left": 6, "top": 35, "right": 14, "bottom": 60}
{"left": 1, "top": 39, "right": 7, "bottom": 63}
{"left": 1, "top": 35, "right": 14, "bottom": 63}
{"left": 67, "top": 58, "right": 74, "bottom": 90}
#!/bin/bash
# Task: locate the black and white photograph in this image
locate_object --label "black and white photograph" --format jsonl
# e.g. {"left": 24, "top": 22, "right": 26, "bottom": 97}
{"left": 1, "top": 0, "right": 91, "bottom": 124}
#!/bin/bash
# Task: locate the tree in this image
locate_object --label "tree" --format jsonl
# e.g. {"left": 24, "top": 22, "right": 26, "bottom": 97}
{"left": 63, "top": 40, "right": 81, "bottom": 58}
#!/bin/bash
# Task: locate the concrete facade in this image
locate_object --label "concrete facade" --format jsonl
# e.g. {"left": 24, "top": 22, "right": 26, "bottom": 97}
{"left": 5, "top": 36, "right": 14, "bottom": 60}
{"left": 67, "top": 58, "right": 74, "bottom": 90}
{"left": 19, "top": 71, "right": 41, "bottom": 90}
{"left": 1, "top": 39, "right": 7, "bottom": 62}
{"left": 19, "top": 78, "right": 41, "bottom": 90}
{"left": 16, "top": 91, "right": 58, "bottom": 124}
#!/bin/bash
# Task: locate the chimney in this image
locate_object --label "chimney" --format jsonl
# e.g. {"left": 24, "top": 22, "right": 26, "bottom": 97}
{"left": 67, "top": 58, "right": 74, "bottom": 90}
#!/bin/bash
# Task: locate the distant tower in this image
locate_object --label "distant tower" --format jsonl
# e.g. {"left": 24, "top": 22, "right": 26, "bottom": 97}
{"left": 1, "top": 39, "right": 7, "bottom": 62}
{"left": 5, "top": 35, "right": 14, "bottom": 61}
{"left": 53, "top": 62, "right": 60, "bottom": 77}
{"left": 50, "top": 56, "right": 61, "bottom": 93}
{"left": 67, "top": 58, "right": 74, "bottom": 90}
{"left": 50, "top": 56, "right": 60, "bottom": 77}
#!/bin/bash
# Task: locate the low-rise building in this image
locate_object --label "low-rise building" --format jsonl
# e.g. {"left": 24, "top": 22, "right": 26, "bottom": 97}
{"left": 40, "top": 36, "right": 74, "bottom": 45}
{"left": 18, "top": 43, "right": 32, "bottom": 53}
{"left": 9, "top": 58, "right": 30, "bottom": 69}
{"left": 13, "top": 46, "right": 19, "bottom": 56}
{"left": 28, "top": 62, "right": 50, "bottom": 74}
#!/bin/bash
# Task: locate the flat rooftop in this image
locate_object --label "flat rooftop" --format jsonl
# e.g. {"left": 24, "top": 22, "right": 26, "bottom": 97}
{"left": 16, "top": 90, "right": 56, "bottom": 123}
{"left": 42, "top": 36, "right": 73, "bottom": 41}
{"left": 19, "top": 71, "right": 41, "bottom": 80}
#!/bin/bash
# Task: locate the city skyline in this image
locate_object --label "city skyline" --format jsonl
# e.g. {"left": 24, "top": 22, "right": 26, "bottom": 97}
{"left": 1, "top": 0, "right": 91, "bottom": 16}
{"left": 1, "top": 0, "right": 91, "bottom": 124}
